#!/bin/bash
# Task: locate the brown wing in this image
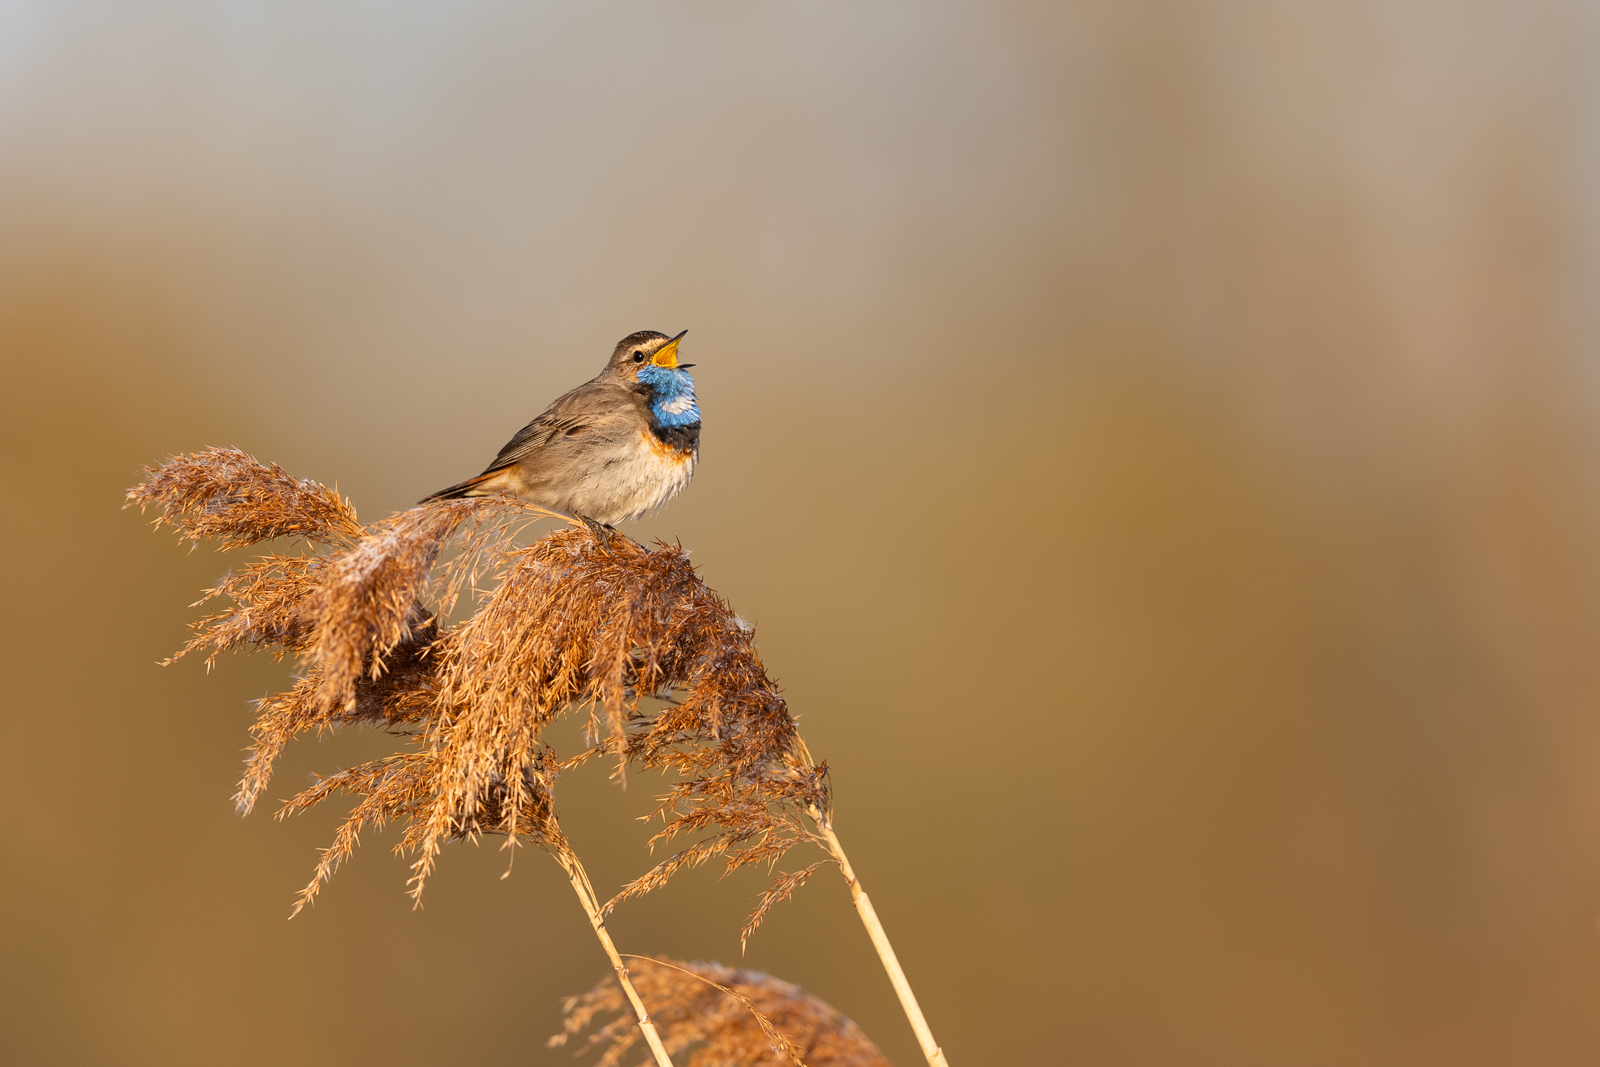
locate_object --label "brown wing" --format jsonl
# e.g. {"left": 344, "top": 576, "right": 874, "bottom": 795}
{"left": 482, "top": 411, "right": 589, "bottom": 472}
{"left": 419, "top": 381, "right": 643, "bottom": 502}
{"left": 484, "top": 381, "right": 642, "bottom": 468}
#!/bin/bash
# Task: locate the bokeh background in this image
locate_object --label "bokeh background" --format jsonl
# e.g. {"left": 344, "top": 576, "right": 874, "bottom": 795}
{"left": 3, "top": 2, "right": 1600, "bottom": 1064}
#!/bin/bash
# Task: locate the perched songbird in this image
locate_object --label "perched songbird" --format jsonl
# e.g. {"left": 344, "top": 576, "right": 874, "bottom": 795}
{"left": 422, "top": 330, "right": 700, "bottom": 527}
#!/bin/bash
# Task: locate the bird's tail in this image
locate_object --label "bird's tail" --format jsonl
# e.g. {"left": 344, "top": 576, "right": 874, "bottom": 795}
{"left": 418, "top": 468, "right": 505, "bottom": 504}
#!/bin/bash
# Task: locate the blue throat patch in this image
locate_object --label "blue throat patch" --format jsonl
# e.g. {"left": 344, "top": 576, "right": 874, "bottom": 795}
{"left": 635, "top": 364, "right": 700, "bottom": 428}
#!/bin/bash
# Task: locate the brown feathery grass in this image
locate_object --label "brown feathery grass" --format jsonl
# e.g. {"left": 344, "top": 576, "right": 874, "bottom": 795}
{"left": 550, "top": 957, "right": 891, "bottom": 1067}
{"left": 128, "top": 446, "right": 366, "bottom": 549}
{"left": 127, "top": 447, "right": 950, "bottom": 1067}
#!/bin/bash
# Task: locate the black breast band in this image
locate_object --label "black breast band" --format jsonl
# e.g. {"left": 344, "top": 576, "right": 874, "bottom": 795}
{"left": 650, "top": 422, "right": 700, "bottom": 453}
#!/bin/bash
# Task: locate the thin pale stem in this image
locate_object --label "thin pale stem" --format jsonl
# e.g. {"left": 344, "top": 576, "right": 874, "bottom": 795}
{"left": 822, "top": 825, "right": 950, "bottom": 1067}
{"left": 557, "top": 852, "right": 677, "bottom": 1067}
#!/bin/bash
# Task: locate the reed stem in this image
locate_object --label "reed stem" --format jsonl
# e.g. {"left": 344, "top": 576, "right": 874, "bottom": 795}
{"left": 822, "top": 825, "right": 950, "bottom": 1067}
{"left": 557, "top": 852, "right": 677, "bottom": 1067}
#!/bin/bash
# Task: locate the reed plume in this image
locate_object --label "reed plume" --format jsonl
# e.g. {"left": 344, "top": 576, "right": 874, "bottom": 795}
{"left": 551, "top": 958, "right": 890, "bottom": 1067}
{"left": 128, "top": 447, "right": 950, "bottom": 1067}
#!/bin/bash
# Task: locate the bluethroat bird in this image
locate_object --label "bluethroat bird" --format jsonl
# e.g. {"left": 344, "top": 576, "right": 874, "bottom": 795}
{"left": 421, "top": 330, "right": 700, "bottom": 533}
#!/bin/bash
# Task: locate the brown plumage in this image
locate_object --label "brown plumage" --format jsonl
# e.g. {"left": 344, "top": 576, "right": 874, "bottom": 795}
{"left": 422, "top": 330, "right": 701, "bottom": 526}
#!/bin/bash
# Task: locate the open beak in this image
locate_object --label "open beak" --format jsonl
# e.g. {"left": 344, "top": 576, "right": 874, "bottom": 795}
{"left": 651, "top": 329, "right": 688, "bottom": 368}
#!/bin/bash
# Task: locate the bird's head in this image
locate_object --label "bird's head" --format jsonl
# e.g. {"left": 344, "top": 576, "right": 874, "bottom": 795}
{"left": 609, "top": 329, "right": 695, "bottom": 391}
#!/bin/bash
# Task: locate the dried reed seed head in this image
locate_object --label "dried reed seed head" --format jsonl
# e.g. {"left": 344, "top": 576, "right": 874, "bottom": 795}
{"left": 404, "top": 525, "right": 835, "bottom": 912}
{"left": 307, "top": 501, "right": 477, "bottom": 713}
{"left": 233, "top": 626, "right": 441, "bottom": 817}
{"left": 550, "top": 958, "right": 891, "bottom": 1067}
{"left": 168, "top": 553, "right": 327, "bottom": 668}
{"left": 277, "top": 745, "right": 565, "bottom": 914}
{"left": 604, "top": 599, "right": 832, "bottom": 928}
{"left": 133, "top": 450, "right": 832, "bottom": 918}
{"left": 125, "top": 447, "right": 363, "bottom": 548}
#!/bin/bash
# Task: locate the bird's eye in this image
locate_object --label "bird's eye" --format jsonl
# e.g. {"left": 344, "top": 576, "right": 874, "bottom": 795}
{"left": 632, "top": 350, "right": 646, "bottom": 363}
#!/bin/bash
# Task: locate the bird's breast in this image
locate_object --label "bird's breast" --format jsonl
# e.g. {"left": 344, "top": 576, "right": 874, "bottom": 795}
{"left": 546, "top": 426, "right": 697, "bottom": 525}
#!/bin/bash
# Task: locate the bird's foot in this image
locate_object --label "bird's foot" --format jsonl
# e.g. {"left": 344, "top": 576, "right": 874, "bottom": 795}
{"left": 579, "top": 516, "right": 615, "bottom": 554}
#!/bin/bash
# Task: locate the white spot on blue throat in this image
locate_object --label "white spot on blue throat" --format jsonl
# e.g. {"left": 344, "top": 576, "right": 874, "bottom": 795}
{"left": 636, "top": 364, "right": 700, "bottom": 428}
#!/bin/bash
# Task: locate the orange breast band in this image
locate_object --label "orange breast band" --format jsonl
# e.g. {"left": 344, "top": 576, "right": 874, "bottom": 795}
{"left": 642, "top": 429, "right": 694, "bottom": 463}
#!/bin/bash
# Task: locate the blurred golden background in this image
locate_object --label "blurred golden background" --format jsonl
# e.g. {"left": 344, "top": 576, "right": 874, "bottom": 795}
{"left": 3, "top": 2, "right": 1599, "bottom": 1063}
